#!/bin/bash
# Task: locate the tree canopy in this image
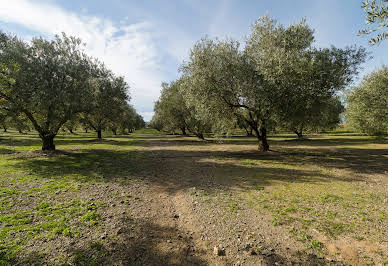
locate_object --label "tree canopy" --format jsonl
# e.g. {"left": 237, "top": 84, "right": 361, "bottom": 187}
{"left": 346, "top": 65, "right": 388, "bottom": 135}
{"left": 151, "top": 79, "right": 212, "bottom": 139}
{"left": 82, "top": 63, "right": 130, "bottom": 139}
{"left": 359, "top": 0, "right": 388, "bottom": 44}
{"left": 0, "top": 31, "right": 142, "bottom": 150}
{"left": 178, "top": 16, "right": 366, "bottom": 150}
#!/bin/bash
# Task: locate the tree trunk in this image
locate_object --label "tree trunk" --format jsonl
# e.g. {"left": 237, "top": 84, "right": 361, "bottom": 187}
{"left": 18, "top": 129, "right": 23, "bottom": 134}
{"left": 243, "top": 127, "right": 249, "bottom": 136}
{"left": 97, "top": 129, "right": 102, "bottom": 139}
{"left": 246, "top": 128, "right": 253, "bottom": 137}
{"left": 85, "top": 128, "right": 88, "bottom": 133}
{"left": 259, "top": 128, "right": 269, "bottom": 151}
{"left": 3, "top": 127, "right": 6, "bottom": 132}
{"left": 295, "top": 130, "right": 303, "bottom": 140}
{"left": 181, "top": 127, "right": 186, "bottom": 135}
{"left": 41, "top": 134, "right": 56, "bottom": 151}
{"left": 112, "top": 129, "right": 117, "bottom": 135}
{"left": 196, "top": 132, "right": 205, "bottom": 140}
{"left": 69, "top": 129, "right": 74, "bottom": 134}
{"left": 254, "top": 126, "right": 269, "bottom": 151}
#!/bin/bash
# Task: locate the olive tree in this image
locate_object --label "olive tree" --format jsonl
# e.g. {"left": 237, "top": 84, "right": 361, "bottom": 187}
{"left": 112, "top": 104, "right": 143, "bottom": 134}
{"left": 346, "top": 65, "right": 388, "bottom": 135}
{"left": 63, "top": 114, "right": 80, "bottom": 134}
{"left": 82, "top": 64, "right": 129, "bottom": 139}
{"left": 152, "top": 78, "right": 212, "bottom": 139}
{"left": 281, "top": 96, "right": 344, "bottom": 139}
{"left": 359, "top": 0, "right": 388, "bottom": 44}
{"left": 0, "top": 63, "right": 15, "bottom": 132}
{"left": 120, "top": 104, "right": 137, "bottom": 133}
{"left": 0, "top": 33, "right": 94, "bottom": 150}
{"left": 181, "top": 16, "right": 366, "bottom": 150}
{"left": 134, "top": 114, "right": 145, "bottom": 130}
{"left": 149, "top": 112, "right": 164, "bottom": 132}
{"left": 247, "top": 16, "right": 366, "bottom": 140}
{"left": 154, "top": 81, "right": 188, "bottom": 135}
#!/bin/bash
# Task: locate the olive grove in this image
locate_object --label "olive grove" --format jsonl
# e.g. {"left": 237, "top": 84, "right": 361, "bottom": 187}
{"left": 151, "top": 16, "right": 366, "bottom": 151}
{"left": 0, "top": 32, "right": 143, "bottom": 150}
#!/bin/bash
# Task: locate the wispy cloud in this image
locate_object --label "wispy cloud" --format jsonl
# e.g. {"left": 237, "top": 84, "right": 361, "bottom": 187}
{"left": 0, "top": 0, "right": 164, "bottom": 121}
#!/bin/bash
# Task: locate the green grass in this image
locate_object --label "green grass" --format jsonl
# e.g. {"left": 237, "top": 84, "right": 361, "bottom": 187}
{"left": 0, "top": 130, "right": 146, "bottom": 264}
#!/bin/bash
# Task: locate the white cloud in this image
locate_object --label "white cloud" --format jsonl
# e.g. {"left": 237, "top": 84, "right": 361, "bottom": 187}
{"left": 0, "top": 0, "right": 164, "bottom": 120}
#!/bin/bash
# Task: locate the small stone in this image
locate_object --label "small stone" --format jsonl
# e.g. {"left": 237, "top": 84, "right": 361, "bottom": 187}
{"left": 173, "top": 214, "right": 179, "bottom": 219}
{"left": 213, "top": 245, "right": 225, "bottom": 256}
{"left": 120, "top": 200, "right": 125, "bottom": 204}
{"left": 167, "top": 239, "right": 172, "bottom": 243}
{"left": 261, "top": 248, "right": 273, "bottom": 257}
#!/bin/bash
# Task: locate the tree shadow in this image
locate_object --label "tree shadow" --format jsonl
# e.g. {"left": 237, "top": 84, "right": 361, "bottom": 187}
{"left": 5, "top": 217, "right": 209, "bottom": 265}
{"left": 8, "top": 142, "right": 385, "bottom": 196}
{"left": 0, "top": 148, "right": 17, "bottom": 154}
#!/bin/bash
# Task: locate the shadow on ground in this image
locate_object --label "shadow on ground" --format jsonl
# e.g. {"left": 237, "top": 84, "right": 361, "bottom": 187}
{"left": 7, "top": 135, "right": 388, "bottom": 195}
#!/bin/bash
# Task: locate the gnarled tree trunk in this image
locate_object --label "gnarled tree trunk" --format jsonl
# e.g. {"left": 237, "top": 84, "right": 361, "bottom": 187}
{"left": 258, "top": 126, "right": 269, "bottom": 151}
{"left": 41, "top": 134, "right": 56, "bottom": 151}
{"left": 252, "top": 124, "right": 270, "bottom": 152}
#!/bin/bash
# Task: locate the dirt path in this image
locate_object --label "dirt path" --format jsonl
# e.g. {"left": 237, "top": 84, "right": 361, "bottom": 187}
{"left": 118, "top": 137, "right": 345, "bottom": 265}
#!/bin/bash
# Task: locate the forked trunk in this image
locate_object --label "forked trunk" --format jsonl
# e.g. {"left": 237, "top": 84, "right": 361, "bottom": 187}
{"left": 253, "top": 126, "right": 270, "bottom": 151}
{"left": 41, "top": 134, "right": 56, "bottom": 151}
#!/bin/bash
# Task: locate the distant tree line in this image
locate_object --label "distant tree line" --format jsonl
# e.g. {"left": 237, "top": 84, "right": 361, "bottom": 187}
{"left": 0, "top": 32, "right": 144, "bottom": 150}
{"left": 150, "top": 16, "right": 367, "bottom": 151}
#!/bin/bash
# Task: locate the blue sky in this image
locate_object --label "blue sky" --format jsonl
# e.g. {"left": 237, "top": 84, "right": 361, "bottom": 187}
{"left": 0, "top": 0, "right": 386, "bottom": 121}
